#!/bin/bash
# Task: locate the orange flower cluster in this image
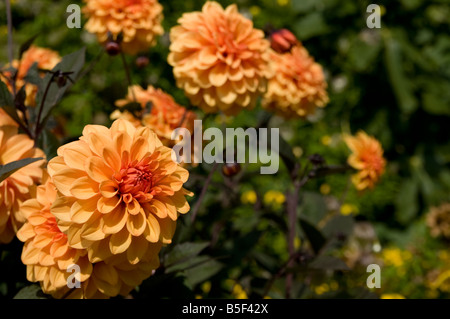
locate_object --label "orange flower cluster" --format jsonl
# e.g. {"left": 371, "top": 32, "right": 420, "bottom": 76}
{"left": 17, "top": 171, "right": 160, "bottom": 298}
{"left": 168, "top": 1, "right": 273, "bottom": 115}
{"left": 0, "top": 125, "right": 45, "bottom": 243}
{"left": 262, "top": 44, "right": 329, "bottom": 118}
{"left": 83, "top": 0, "right": 164, "bottom": 55}
{"left": 344, "top": 131, "right": 386, "bottom": 191}
{"left": 0, "top": 45, "right": 61, "bottom": 108}
{"left": 14, "top": 119, "right": 193, "bottom": 298}
{"left": 114, "top": 85, "right": 197, "bottom": 146}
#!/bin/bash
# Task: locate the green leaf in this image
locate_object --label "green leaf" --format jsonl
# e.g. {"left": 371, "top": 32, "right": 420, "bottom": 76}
{"left": 23, "top": 62, "right": 43, "bottom": 87}
{"left": 299, "top": 217, "right": 326, "bottom": 255}
{"left": 36, "top": 47, "right": 86, "bottom": 129}
{"left": 164, "top": 242, "right": 209, "bottom": 268}
{"left": 13, "top": 285, "right": 50, "bottom": 299}
{"left": 308, "top": 255, "right": 349, "bottom": 271}
{"left": 278, "top": 134, "right": 296, "bottom": 172}
{"left": 383, "top": 35, "right": 418, "bottom": 114}
{"left": 184, "top": 258, "right": 224, "bottom": 288}
{"left": 0, "top": 157, "right": 44, "bottom": 183}
{"left": 300, "top": 191, "right": 327, "bottom": 225}
{"left": 18, "top": 34, "right": 39, "bottom": 60}
{"left": 395, "top": 178, "right": 419, "bottom": 224}
{"left": 291, "top": 0, "right": 316, "bottom": 13}
{"left": 0, "top": 80, "right": 24, "bottom": 126}
{"left": 322, "top": 215, "right": 355, "bottom": 239}
{"left": 293, "top": 13, "right": 329, "bottom": 40}
{"left": 42, "top": 129, "right": 60, "bottom": 160}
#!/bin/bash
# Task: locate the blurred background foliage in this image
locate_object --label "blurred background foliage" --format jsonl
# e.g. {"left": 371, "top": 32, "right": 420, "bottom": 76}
{"left": 0, "top": 0, "right": 449, "bottom": 299}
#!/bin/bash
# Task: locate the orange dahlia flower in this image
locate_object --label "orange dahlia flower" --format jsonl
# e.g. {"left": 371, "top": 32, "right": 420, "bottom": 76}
{"left": 262, "top": 44, "right": 329, "bottom": 118}
{"left": 83, "top": 0, "right": 164, "bottom": 55}
{"left": 0, "top": 45, "right": 61, "bottom": 107}
{"left": 17, "top": 171, "right": 161, "bottom": 299}
{"left": 168, "top": 1, "right": 272, "bottom": 115}
{"left": 344, "top": 131, "right": 386, "bottom": 191}
{"left": 47, "top": 119, "right": 192, "bottom": 265}
{"left": 115, "top": 85, "right": 197, "bottom": 145}
{"left": 0, "top": 125, "right": 45, "bottom": 243}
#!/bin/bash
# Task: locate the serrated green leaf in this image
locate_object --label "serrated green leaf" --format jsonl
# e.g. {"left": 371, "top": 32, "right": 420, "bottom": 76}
{"left": 0, "top": 157, "right": 44, "bottom": 183}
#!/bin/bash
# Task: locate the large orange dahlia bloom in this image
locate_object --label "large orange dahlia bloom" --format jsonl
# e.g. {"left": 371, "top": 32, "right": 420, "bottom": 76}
{"left": 17, "top": 172, "right": 161, "bottom": 299}
{"left": 0, "top": 125, "right": 45, "bottom": 243}
{"left": 114, "top": 85, "right": 197, "bottom": 145}
{"left": 47, "top": 119, "right": 192, "bottom": 265}
{"left": 344, "top": 131, "right": 386, "bottom": 191}
{"left": 168, "top": 1, "right": 272, "bottom": 115}
{"left": 262, "top": 45, "right": 329, "bottom": 118}
{"left": 83, "top": 0, "right": 164, "bottom": 55}
{"left": 0, "top": 45, "right": 61, "bottom": 107}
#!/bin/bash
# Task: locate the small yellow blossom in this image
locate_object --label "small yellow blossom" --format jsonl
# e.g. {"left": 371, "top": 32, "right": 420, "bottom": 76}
{"left": 263, "top": 190, "right": 286, "bottom": 210}
{"left": 315, "top": 283, "right": 330, "bottom": 295}
{"left": 277, "top": 0, "right": 289, "bottom": 6}
{"left": 201, "top": 281, "right": 212, "bottom": 294}
{"left": 249, "top": 6, "right": 261, "bottom": 16}
{"left": 340, "top": 203, "right": 359, "bottom": 216}
{"left": 381, "top": 293, "right": 406, "bottom": 299}
{"left": 321, "top": 135, "right": 331, "bottom": 146}
{"left": 320, "top": 183, "right": 331, "bottom": 195}
{"left": 241, "top": 190, "right": 257, "bottom": 205}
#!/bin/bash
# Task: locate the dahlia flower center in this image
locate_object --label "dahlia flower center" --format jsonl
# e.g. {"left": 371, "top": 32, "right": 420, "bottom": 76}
{"left": 40, "top": 215, "right": 66, "bottom": 242}
{"left": 362, "top": 153, "right": 383, "bottom": 172}
{"left": 214, "top": 27, "right": 247, "bottom": 56}
{"left": 118, "top": 162, "right": 153, "bottom": 196}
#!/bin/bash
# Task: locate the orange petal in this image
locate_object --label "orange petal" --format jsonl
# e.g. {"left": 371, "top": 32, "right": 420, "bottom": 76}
{"left": 70, "top": 176, "right": 99, "bottom": 200}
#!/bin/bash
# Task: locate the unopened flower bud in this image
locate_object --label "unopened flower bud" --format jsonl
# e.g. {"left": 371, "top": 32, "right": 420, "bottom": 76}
{"left": 222, "top": 162, "right": 241, "bottom": 177}
{"left": 136, "top": 56, "right": 150, "bottom": 69}
{"left": 105, "top": 41, "right": 121, "bottom": 56}
{"left": 270, "top": 29, "right": 299, "bottom": 54}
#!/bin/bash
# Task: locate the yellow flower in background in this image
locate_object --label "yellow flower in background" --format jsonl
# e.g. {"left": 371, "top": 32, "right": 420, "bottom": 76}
{"left": 320, "top": 183, "right": 331, "bottom": 195}
{"left": 426, "top": 202, "right": 450, "bottom": 239}
{"left": 0, "top": 125, "right": 45, "bottom": 244}
{"left": 232, "top": 283, "right": 248, "bottom": 299}
{"left": 83, "top": 0, "right": 164, "bottom": 55}
{"left": 315, "top": 283, "right": 330, "bottom": 295}
{"left": 344, "top": 131, "right": 386, "bottom": 191}
{"left": 381, "top": 293, "right": 406, "bottom": 299}
{"left": 321, "top": 135, "right": 331, "bottom": 146}
{"left": 0, "top": 45, "right": 61, "bottom": 108}
{"left": 382, "top": 248, "right": 412, "bottom": 268}
{"left": 262, "top": 43, "right": 329, "bottom": 119}
{"left": 168, "top": 1, "right": 272, "bottom": 115}
{"left": 115, "top": 85, "right": 197, "bottom": 146}
{"left": 47, "top": 119, "right": 192, "bottom": 265}
{"left": 340, "top": 203, "right": 359, "bottom": 216}
{"left": 241, "top": 190, "right": 257, "bottom": 205}
{"left": 263, "top": 190, "right": 285, "bottom": 210}
{"left": 17, "top": 172, "right": 160, "bottom": 299}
